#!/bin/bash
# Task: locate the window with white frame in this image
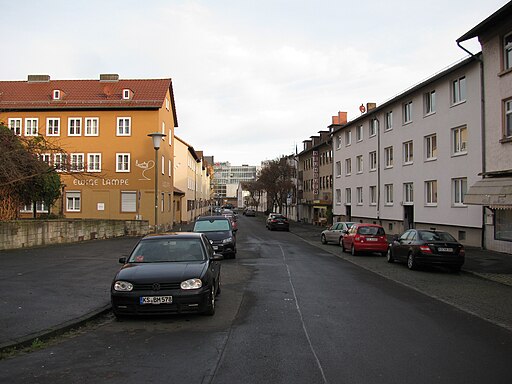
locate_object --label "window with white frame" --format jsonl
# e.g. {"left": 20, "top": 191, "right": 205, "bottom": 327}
{"left": 345, "top": 129, "right": 352, "bottom": 146}
{"left": 404, "top": 182, "right": 413, "bottom": 204}
{"left": 85, "top": 118, "right": 99, "bottom": 136}
{"left": 452, "top": 76, "right": 466, "bottom": 104}
{"left": 495, "top": 209, "right": 512, "bottom": 241}
{"left": 505, "top": 32, "right": 512, "bottom": 71}
{"left": 116, "top": 153, "right": 130, "bottom": 172}
{"left": 70, "top": 153, "right": 84, "bottom": 172}
{"left": 403, "top": 101, "right": 412, "bottom": 124}
{"left": 68, "top": 118, "right": 81, "bottom": 136}
{"left": 452, "top": 126, "right": 467, "bottom": 155}
{"left": 345, "top": 188, "right": 351, "bottom": 205}
{"left": 403, "top": 141, "right": 413, "bottom": 164}
{"left": 117, "top": 117, "right": 131, "bottom": 136}
{"left": 505, "top": 99, "right": 512, "bottom": 138}
{"left": 25, "top": 118, "right": 38, "bottom": 136}
{"left": 453, "top": 177, "right": 467, "bottom": 206}
{"left": 123, "top": 89, "right": 131, "bottom": 100}
{"left": 335, "top": 161, "right": 342, "bottom": 177}
{"left": 161, "top": 155, "right": 165, "bottom": 175}
{"left": 21, "top": 201, "right": 49, "bottom": 213}
{"left": 385, "top": 111, "right": 393, "bottom": 131}
{"left": 369, "top": 151, "right": 377, "bottom": 171}
{"left": 425, "top": 134, "right": 437, "bottom": 161}
{"left": 425, "top": 180, "right": 438, "bottom": 205}
{"left": 385, "top": 184, "right": 393, "bottom": 205}
{"left": 424, "top": 90, "right": 436, "bottom": 115}
{"left": 165, "top": 97, "right": 170, "bottom": 111}
{"left": 46, "top": 118, "right": 60, "bottom": 136}
{"left": 384, "top": 146, "right": 393, "bottom": 168}
{"left": 8, "top": 118, "right": 22, "bottom": 136}
{"left": 121, "top": 191, "right": 137, "bottom": 212}
{"left": 53, "top": 90, "right": 60, "bottom": 100}
{"left": 345, "top": 158, "right": 352, "bottom": 176}
{"left": 87, "top": 153, "right": 101, "bottom": 172}
{"left": 66, "top": 191, "right": 81, "bottom": 212}
{"left": 356, "top": 125, "right": 363, "bottom": 141}
{"left": 168, "top": 128, "right": 172, "bottom": 146}
{"left": 356, "top": 187, "right": 363, "bottom": 205}
{"left": 369, "top": 186, "right": 377, "bottom": 205}
{"left": 356, "top": 155, "right": 363, "bottom": 173}
{"left": 39, "top": 153, "right": 51, "bottom": 166}
{"left": 369, "top": 119, "right": 378, "bottom": 137}
{"left": 54, "top": 153, "right": 68, "bottom": 172}
{"left": 168, "top": 159, "right": 172, "bottom": 177}
{"left": 335, "top": 189, "right": 342, "bottom": 204}
{"left": 336, "top": 134, "right": 342, "bottom": 149}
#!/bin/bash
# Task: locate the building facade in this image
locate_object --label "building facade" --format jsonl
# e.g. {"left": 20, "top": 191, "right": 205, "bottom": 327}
{"left": 0, "top": 74, "right": 178, "bottom": 230}
{"left": 332, "top": 58, "right": 483, "bottom": 247}
{"left": 212, "top": 162, "right": 258, "bottom": 206}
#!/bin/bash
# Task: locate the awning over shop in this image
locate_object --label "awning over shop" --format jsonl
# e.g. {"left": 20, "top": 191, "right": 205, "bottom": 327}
{"left": 464, "top": 177, "right": 512, "bottom": 206}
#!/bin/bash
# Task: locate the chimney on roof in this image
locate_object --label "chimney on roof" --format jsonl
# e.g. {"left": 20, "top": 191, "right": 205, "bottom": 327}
{"left": 366, "top": 103, "right": 377, "bottom": 112}
{"left": 332, "top": 111, "right": 347, "bottom": 125}
{"left": 100, "top": 74, "right": 119, "bottom": 82}
{"left": 28, "top": 75, "right": 50, "bottom": 82}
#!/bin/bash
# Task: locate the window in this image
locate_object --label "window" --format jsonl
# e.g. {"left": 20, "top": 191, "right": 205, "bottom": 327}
{"left": 336, "top": 134, "right": 342, "bottom": 149}
{"left": 495, "top": 209, "right": 512, "bottom": 241}
{"left": 21, "top": 201, "right": 49, "bottom": 213}
{"left": 385, "top": 111, "right": 393, "bottom": 131}
{"left": 87, "top": 153, "right": 101, "bottom": 172}
{"left": 505, "top": 32, "right": 512, "bottom": 71}
{"left": 85, "top": 118, "right": 99, "bottom": 136}
{"left": 453, "top": 178, "right": 467, "bottom": 206}
{"left": 384, "top": 146, "right": 393, "bottom": 168}
{"left": 54, "top": 153, "right": 68, "bottom": 172}
{"left": 356, "top": 125, "right": 363, "bottom": 141}
{"left": 116, "top": 153, "right": 130, "bottom": 172}
{"left": 121, "top": 191, "right": 137, "bottom": 212}
{"left": 425, "top": 134, "right": 437, "bottom": 161}
{"left": 452, "top": 126, "right": 467, "bottom": 155}
{"left": 403, "top": 101, "right": 412, "bottom": 124}
{"left": 66, "top": 191, "right": 81, "bottom": 212}
{"left": 166, "top": 97, "right": 170, "bottom": 111}
{"left": 46, "top": 118, "right": 60, "bottom": 136}
{"left": 68, "top": 118, "right": 82, "bottom": 136}
{"left": 70, "top": 153, "right": 84, "bottom": 172}
{"left": 345, "top": 188, "right": 351, "bottom": 205}
{"left": 345, "top": 129, "right": 352, "bottom": 146}
{"left": 345, "top": 158, "right": 352, "bottom": 176}
{"left": 424, "top": 90, "right": 436, "bottom": 115}
{"left": 25, "top": 118, "right": 38, "bottom": 136}
{"left": 356, "top": 187, "right": 363, "bottom": 205}
{"left": 385, "top": 184, "right": 393, "bottom": 205}
{"left": 452, "top": 76, "right": 466, "bottom": 104}
{"left": 123, "top": 89, "right": 130, "bottom": 100}
{"left": 369, "top": 151, "right": 377, "bottom": 171}
{"left": 505, "top": 99, "right": 512, "bottom": 138}
{"left": 39, "top": 153, "right": 51, "bottom": 165}
{"left": 356, "top": 155, "right": 363, "bottom": 173}
{"left": 8, "top": 118, "right": 22, "bottom": 136}
{"left": 117, "top": 117, "right": 131, "bottom": 136}
{"left": 369, "top": 186, "right": 377, "bottom": 205}
{"left": 335, "top": 189, "right": 342, "bottom": 204}
{"left": 335, "top": 161, "right": 342, "bottom": 177}
{"left": 161, "top": 155, "right": 165, "bottom": 175}
{"left": 403, "top": 141, "right": 413, "bottom": 164}
{"left": 404, "top": 182, "right": 414, "bottom": 204}
{"left": 425, "top": 180, "right": 438, "bottom": 205}
{"left": 53, "top": 90, "right": 60, "bottom": 100}
{"left": 369, "top": 119, "right": 378, "bottom": 137}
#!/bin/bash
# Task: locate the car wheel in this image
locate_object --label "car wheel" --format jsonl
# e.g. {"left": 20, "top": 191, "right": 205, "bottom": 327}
{"left": 351, "top": 244, "right": 358, "bottom": 256}
{"left": 407, "top": 253, "right": 417, "bottom": 270}
{"left": 321, "top": 234, "right": 327, "bottom": 244}
{"left": 386, "top": 248, "right": 394, "bottom": 263}
{"left": 204, "top": 286, "right": 216, "bottom": 316}
{"left": 338, "top": 237, "right": 344, "bottom": 247}
{"left": 341, "top": 240, "right": 346, "bottom": 252}
{"left": 216, "top": 277, "right": 221, "bottom": 296}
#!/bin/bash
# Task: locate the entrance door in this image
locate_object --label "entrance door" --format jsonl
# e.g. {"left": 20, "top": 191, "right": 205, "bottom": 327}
{"left": 346, "top": 205, "right": 352, "bottom": 221}
{"left": 403, "top": 205, "right": 414, "bottom": 229}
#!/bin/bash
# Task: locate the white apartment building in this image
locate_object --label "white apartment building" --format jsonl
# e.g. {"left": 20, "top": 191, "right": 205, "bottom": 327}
{"left": 332, "top": 56, "right": 483, "bottom": 246}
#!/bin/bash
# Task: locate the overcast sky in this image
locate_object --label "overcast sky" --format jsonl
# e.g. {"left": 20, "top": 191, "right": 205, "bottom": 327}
{"left": 1, "top": 0, "right": 508, "bottom": 165}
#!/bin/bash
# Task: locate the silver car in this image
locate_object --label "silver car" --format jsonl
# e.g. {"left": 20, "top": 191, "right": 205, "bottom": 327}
{"left": 321, "top": 222, "right": 355, "bottom": 245}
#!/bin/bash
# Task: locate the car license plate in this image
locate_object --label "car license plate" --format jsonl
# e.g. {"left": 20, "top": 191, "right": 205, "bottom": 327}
{"left": 140, "top": 296, "right": 172, "bottom": 305}
{"left": 367, "top": 238, "right": 377, "bottom": 241}
{"left": 438, "top": 247, "right": 453, "bottom": 252}
{"left": 213, "top": 246, "right": 218, "bottom": 250}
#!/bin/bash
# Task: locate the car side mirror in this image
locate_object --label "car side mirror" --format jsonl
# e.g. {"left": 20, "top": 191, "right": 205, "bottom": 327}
{"left": 212, "top": 253, "right": 224, "bottom": 261}
{"left": 342, "top": 230, "right": 349, "bottom": 234}
{"left": 119, "top": 257, "right": 127, "bottom": 264}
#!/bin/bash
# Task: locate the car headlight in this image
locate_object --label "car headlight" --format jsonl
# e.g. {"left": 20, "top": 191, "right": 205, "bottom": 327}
{"left": 181, "top": 278, "right": 202, "bottom": 290}
{"left": 114, "top": 281, "right": 133, "bottom": 292}
{"left": 222, "top": 237, "right": 233, "bottom": 244}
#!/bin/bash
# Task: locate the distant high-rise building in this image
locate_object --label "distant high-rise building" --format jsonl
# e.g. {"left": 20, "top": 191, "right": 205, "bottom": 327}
{"left": 212, "top": 162, "right": 258, "bottom": 198}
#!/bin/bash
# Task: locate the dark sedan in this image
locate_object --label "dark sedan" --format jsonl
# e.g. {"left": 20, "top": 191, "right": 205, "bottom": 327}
{"left": 387, "top": 229, "right": 465, "bottom": 272}
{"left": 111, "top": 232, "right": 222, "bottom": 317}
{"left": 266, "top": 214, "right": 290, "bottom": 231}
{"left": 193, "top": 216, "right": 237, "bottom": 258}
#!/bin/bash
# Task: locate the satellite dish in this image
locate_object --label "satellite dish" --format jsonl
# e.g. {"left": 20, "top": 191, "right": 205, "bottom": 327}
{"left": 359, "top": 104, "right": 366, "bottom": 114}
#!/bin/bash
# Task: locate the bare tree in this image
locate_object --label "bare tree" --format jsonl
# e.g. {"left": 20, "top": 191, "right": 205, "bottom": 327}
{"left": 257, "top": 156, "right": 294, "bottom": 214}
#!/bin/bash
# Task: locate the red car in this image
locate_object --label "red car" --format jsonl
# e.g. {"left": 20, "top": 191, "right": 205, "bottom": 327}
{"left": 341, "top": 223, "right": 388, "bottom": 256}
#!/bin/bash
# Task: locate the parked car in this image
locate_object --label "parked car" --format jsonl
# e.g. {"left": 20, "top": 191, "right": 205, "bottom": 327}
{"left": 111, "top": 232, "right": 222, "bottom": 317}
{"left": 387, "top": 229, "right": 465, "bottom": 272}
{"left": 341, "top": 223, "right": 388, "bottom": 256}
{"left": 266, "top": 214, "right": 290, "bottom": 231}
{"left": 244, "top": 209, "right": 256, "bottom": 217}
{"left": 321, "top": 221, "right": 355, "bottom": 245}
{"left": 193, "top": 215, "right": 237, "bottom": 258}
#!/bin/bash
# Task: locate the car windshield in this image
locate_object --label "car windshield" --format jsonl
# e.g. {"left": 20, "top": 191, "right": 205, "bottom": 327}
{"left": 358, "top": 226, "right": 385, "bottom": 236}
{"left": 194, "top": 219, "right": 231, "bottom": 232}
{"left": 419, "top": 231, "right": 457, "bottom": 242}
{"left": 346, "top": 222, "right": 355, "bottom": 228}
{"left": 128, "top": 238, "right": 205, "bottom": 263}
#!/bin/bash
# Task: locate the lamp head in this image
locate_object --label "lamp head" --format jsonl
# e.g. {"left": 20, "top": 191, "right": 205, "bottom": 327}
{"left": 147, "top": 132, "right": 167, "bottom": 150}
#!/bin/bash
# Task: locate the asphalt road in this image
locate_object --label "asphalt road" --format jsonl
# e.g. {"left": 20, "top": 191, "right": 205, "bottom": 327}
{"left": 1, "top": 215, "right": 512, "bottom": 384}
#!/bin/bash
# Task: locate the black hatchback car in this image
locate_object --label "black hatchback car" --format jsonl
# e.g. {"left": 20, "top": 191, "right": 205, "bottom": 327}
{"left": 387, "top": 229, "right": 465, "bottom": 272}
{"left": 193, "top": 216, "right": 237, "bottom": 258}
{"left": 111, "top": 232, "right": 222, "bottom": 317}
{"left": 266, "top": 214, "right": 290, "bottom": 231}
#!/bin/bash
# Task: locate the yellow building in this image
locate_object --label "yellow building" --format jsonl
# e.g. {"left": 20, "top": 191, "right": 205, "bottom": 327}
{"left": 0, "top": 74, "right": 178, "bottom": 230}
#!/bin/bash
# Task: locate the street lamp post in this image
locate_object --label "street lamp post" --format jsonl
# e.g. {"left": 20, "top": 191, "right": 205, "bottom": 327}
{"left": 148, "top": 132, "right": 166, "bottom": 232}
